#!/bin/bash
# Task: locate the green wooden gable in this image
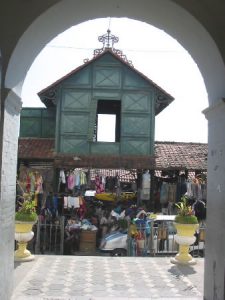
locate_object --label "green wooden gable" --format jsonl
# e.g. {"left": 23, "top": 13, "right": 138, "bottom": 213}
{"left": 20, "top": 108, "right": 56, "bottom": 138}
{"left": 37, "top": 49, "right": 174, "bottom": 160}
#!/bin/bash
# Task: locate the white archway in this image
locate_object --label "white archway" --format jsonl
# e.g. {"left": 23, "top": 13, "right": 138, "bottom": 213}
{"left": 2, "top": 1, "right": 225, "bottom": 299}
{"left": 5, "top": 0, "right": 225, "bottom": 106}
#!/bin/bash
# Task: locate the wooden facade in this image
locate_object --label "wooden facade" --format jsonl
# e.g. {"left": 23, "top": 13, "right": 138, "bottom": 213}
{"left": 20, "top": 49, "right": 174, "bottom": 168}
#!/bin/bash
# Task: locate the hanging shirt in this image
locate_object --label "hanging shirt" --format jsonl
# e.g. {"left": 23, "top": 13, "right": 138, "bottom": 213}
{"left": 64, "top": 196, "right": 68, "bottom": 208}
{"left": 59, "top": 170, "right": 66, "bottom": 184}
{"left": 74, "top": 197, "right": 80, "bottom": 208}
{"left": 36, "top": 175, "right": 43, "bottom": 194}
{"left": 168, "top": 184, "right": 177, "bottom": 203}
{"left": 141, "top": 171, "right": 151, "bottom": 200}
{"left": 26, "top": 174, "right": 31, "bottom": 193}
{"left": 53, "top": 195, "right": 58, "bottom": 210}
{"left": 186, "top": 182, "right": 191, "bottom": 197}
{"left": 95, "top": 175, "right": 104, "bottom": 193}
{"left": 160, "top": 182, "right": 169, "bottom": 204}
{"left": 142, "top": 172, "right": 151, "bottom": 189}
{"left": 30, "top": 172, "right": 36, "bottom": 193}
{"left": 67, "top": 174, "right": 75, "bottom": 190}
{"left": 75, "top": 172, "right": 80, "bottom": 186}
{"left": 80, "top": 171, "right": 87, "bottom": 185}
{"left": 68, "top": 196, "right": 75, "bottom": 208}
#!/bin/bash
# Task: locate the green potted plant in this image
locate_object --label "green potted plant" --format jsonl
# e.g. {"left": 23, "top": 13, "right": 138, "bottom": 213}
{"left": 15, "top": 193, "right": 38, "bottom": 222}
{"left": 174, "top": 196, "right": 198, "bottom": 224}
{"left": 15, "top": 193, "right": 38, "bottom": 261}
{"left": 171, "top": 196, "right": 199, "bottom": 265}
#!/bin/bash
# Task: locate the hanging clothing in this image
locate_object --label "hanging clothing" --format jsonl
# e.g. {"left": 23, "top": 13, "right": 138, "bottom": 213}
{"left": 176, "top": 176, "right": 187, "bottom": 202}
{"left": 68, "top": 196, "right": 75, "bottom": 208}
{"left": 53, "top": 195, "right": 58, "bottom": 211}
{"left": 30, "top": 172, "right": 36, "bottom": 193}
{"left": 35, "top": 174, "right": 43, "bottom": 194}
{"left": 26, "top": 174, "right": 31, "bottom": 193}
{"left": 75, "top": 171, "right": 80, "bottom": 186}
{"left": 191, "top": 181, "right": 202, "bottom": 200}
{"left": 64, "top": 196, "right": 68, "bottom": 209}
{"left": 67, "top": 173, "right": 75, "bottom": 190}
{"left": 59, "top": 170, "right": 66, "bottom": 184}
{"left": 160, "top": 182, "right": 169, "bottom": 204}
{"left": 201, "top": 183, "right": 207, "bottom": 201}
{"left": 58, "top": 170, "right": 67, "bottom": 193}
{"left": 186, "top": 182, "right": 193, "bottom": 198}
{"left": 168, "top": 184, "right": 177, "bottom": 203}
{"left": 80, "top": 171, "right": 87, "bottom": 185}
{"left": 141, "top": 171, "right": 151, "bottom": 200}
{"left": 101, "top": 176, "right": 106, "bottom": 190}
{"left": 77, "top": 198, "right": 87, "bottom": 220}
{"left": 142, "top": 171, "right": 151, "bottom": 189}
{"left": 74, "top": 197, "right": 80, "bottom": 208}
{"left": 95, "top": 175, "right": 104, "bottom": 194}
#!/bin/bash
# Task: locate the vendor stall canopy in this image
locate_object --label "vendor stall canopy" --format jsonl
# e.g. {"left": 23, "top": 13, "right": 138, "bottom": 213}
{"left": 20, "top": 30, "right": 174, "bottom": 169}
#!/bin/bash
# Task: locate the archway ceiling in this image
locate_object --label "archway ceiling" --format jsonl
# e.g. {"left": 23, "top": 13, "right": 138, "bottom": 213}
{"left": 1, "top": 1, "right": 225, "bottom": 65}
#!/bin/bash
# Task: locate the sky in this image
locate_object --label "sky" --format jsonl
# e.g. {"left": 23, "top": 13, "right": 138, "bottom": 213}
{"left": 21, "top": 17, "right": 208, "bottom": 143}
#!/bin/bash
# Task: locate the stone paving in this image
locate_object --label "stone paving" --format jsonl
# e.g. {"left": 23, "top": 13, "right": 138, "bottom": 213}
{"left": 12, "top": 255, "right": 204, "bottom": 300}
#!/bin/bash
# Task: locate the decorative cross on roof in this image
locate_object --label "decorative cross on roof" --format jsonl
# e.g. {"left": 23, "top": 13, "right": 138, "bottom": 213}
{"left": 92, "top": 30, "right": 133, "bottom": 66}
{"left": 98, "top": 29, "right": 119, "bottom": 50}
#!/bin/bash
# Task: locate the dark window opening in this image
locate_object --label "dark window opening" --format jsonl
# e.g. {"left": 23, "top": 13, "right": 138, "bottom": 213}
{"left": 94, "top": 100, "right": 121, "bottom": 142}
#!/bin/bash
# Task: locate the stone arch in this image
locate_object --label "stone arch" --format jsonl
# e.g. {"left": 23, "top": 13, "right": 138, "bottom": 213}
{"left": 5, "top": 0, "right": 225, "bottom": 106}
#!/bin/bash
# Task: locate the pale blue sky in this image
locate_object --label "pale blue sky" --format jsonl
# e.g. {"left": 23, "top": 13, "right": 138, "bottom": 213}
{"left": 21, "top": 17, "right": 208, "bottom": 143}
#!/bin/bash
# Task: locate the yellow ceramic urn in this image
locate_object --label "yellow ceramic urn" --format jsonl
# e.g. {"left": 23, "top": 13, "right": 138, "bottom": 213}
{"left": 171, "top": 223, "right": 199, "bottom": 265}
{"left": 15, "top": 221, "right": 35, "bottom": 261}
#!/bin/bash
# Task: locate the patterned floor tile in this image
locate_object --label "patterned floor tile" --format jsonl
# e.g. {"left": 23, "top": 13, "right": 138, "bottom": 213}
{"left": 13, "top": 256, "right": 204, "bottom": 299}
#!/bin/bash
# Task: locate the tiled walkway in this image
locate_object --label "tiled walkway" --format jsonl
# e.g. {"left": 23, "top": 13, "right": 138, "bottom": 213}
{"left": 12, "top": 255, "right": 204, "bottom": 299}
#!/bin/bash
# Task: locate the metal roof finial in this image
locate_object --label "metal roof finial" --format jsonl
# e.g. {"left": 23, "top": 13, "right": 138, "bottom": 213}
{"left": 98, "top": 29, "right": 119, "bottom": 50}
{"left": 91, "top": 30, "right": 133, "bottom": 67}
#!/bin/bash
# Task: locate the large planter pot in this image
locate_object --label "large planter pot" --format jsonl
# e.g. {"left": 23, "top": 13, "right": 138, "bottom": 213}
{"left": 15, "top": 221, "right": 36, "bottom": 262}
{"left": 171, "top": 222, "right": 199, "bottom": 265}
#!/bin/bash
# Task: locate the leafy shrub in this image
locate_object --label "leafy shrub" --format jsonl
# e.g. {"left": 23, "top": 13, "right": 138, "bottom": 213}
{"left": 175, "top": 196, "right": 198, "bottom": 224}
{"left": 15, "top": 193, "right": 37, "bottom": 222}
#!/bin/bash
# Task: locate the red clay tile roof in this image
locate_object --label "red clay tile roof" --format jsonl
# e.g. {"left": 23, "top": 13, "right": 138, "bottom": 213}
{"left": 154, "top": 141, "right": 207, "bottom": 171}
{"left": 18, "top": 138, "right": 207, "bottom": 171}
{"left": 18, "top": 138, "right": 55, "bottom": 160}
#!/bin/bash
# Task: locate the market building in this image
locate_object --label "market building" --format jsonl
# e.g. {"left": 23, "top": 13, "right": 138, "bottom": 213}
{"left": 17, "top": 32, "right": 207, "bottom": 257}
{"left": 18, "top": 31, "right": 207, "bottom": 198}
{"left": 3, "top": 2, "right": 225, "bottom": 299}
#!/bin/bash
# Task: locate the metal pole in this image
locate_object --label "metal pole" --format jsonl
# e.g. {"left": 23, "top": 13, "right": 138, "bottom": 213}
{"left": 149, "top": 219, "right": 155, "bottom": 256}
{"left": 35, "top": 217, "right": 40, "bottom": 254}
{"left": 60, "top": 216, "right": 65, "bottom": 255}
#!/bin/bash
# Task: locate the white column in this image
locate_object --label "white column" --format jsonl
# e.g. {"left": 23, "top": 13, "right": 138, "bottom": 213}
{"left": 203, "top": 98, "right": 225, "bottom": 299}
{"left": 0, "top": 90, "right": 22, "bottom": 300}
